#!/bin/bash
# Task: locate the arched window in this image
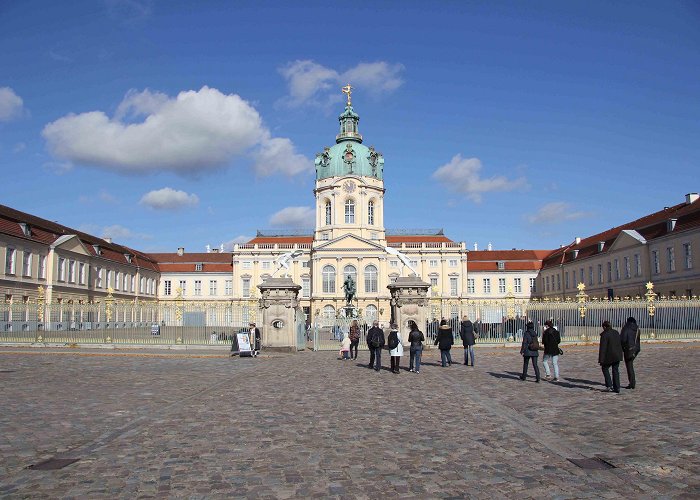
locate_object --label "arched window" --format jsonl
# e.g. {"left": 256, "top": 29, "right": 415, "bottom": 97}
{"left": 322, "top": 265, "right": 336, "bottom": 293}
{"left": 364, "top": 264, "right": 378, "bottom": 293}
{"left": 343, "top": 265, "right": 357, "bottom": 285}
{"left": 367, "top": 201, "right": 375, "bottom": 225}
{"left": 345, "top": 199, "right": 355, "bottom": 224}
{"left": 325, "top": 201, "right": 332, "bottom": 225}
{"left": 322, "top": 305, "right": 336, "bottom": 318}
{"left": 365, "top": 304, "right": 377, "bottom": 321}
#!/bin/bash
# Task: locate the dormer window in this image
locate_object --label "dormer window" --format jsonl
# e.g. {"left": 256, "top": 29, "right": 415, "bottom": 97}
{"left": 571, "top": 249, "right": 580, "bottom": 259}
{"left": 93, "top": 244, "right": 102, "bottom": 255}
{"left": 497, "top": 261, "right": 505, "bottom": 270}
{"left": 598, "top": 242, "right": 605, "bottom": 252}
{"left": 195, "top": 263, "right": 203, "bottom": 272}
{"left": 19, "top": 223, "right": 31, "bottom": 237}
{"left": 124, "top": 254, "right": 133, "bottom": 263}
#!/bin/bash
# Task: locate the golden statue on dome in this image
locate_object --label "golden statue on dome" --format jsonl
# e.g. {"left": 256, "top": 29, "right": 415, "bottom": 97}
{"left": 341, "top": 84, "right": 353, "bottom": 106}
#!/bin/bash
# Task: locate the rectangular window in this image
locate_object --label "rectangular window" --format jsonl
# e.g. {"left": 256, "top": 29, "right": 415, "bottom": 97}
{"left": 242, "top": 261, "right": 252, "bottom": 269}
{"left": 467, "top": 278, "right": 475, "bottom": 294}
{"left": 588, "top": 266, "right": 593, "bottom": 286}
{"left": 209, "top": 280, "right": 217, "bottom": 296}
{"left": 95, "top": 267, "right": 102, "bottom": 287}
{"left": 194, "top": 280, "right": 202, "bottom": 296}
{"left": 497, "top": 261, "right": 505, "bottom": 270}
{"left": 614, "top": 259, "right": 620, "bottom": 281}
{"left": 545, "top": 276, "right": 550, "bottom": 292}
{"left": 390, "top": 260, "right": 398, "bottom": 268}
{"left": 22, "top": 251, "right": 32, "bottom": 277}
{"left": 514, "top": 278, "right": 522, "bottom": 293}
{"left": 262, "top": 261, "right": 271, "bottom": 270}
{"left": 564, "top": 272, "right": 570, "bottom": 289}
{"left": 164, "top": 280, "right": 172, "bottom": 296}
{"left": 579, "top": 268, "right": 584, "bottom": 284}
{"left": 321, "top": 232, "right": 329, "bottom": 241}
{"left": 624, "top": 257, "right": 631, "bottom": 279}
{"left": 67, "top": 260, "right": 75, "bottom": 283}
{"left": 225, "top": 279, "right": 233, "bottom": 295}
{"left": 131, "top": 275, "right": 136, "bottom": 293}
{"left": 498, "top": 278, "right": 506, "bottom": 293}
{"left": 345, "top": 201, "right": 355, "bottom": 223}
{"left": 430, "top": 276, "right": 438, "bottom": 288}
{"left": 242, "top": 278, "right": 250, "bottom": 298}
{"left": 449, "top": 259, "right": 458, "bottom": 267}
{"left": 5, "top": 248, "right": 16, "bottom": 274}
{"left": 429, "top": 259, "right": 438, "bottom": 268}
{"left": 302, "top": 277, "right": 310, "bottom": 298}
{"left": 667, "top": 246, "right": 675, "bottom": 272}
{"left": 450, "top": 277, "right": 458, "bottom": 296}
{"left": 684, "top": 243, "right": 693, "bottom": 269}
{"left": 634, "top": 254, "right": 642, "bottom": 276}
{"left": 598, "top": 264, "right": 603, "bottom": 284}
{"left": 179, "top": 280, "right": 186, "bottom": 296}
{"left": 607, "top": 262, "right": 612, "bottom": 282}
{"left": 39, "top": 255, "right": 47, "bottom": 279}
{"left": 367, "top": 202, "right": 374, "bottom": 225}
{"left": 410, "top": 260, "right": 418, "bottom": 268}
{"left": 58, "top": 258, "right": 66, "bottom": 281}
{"left": 106, "top": 270, "right": 112, "bottom": 289}
{"left": 139, "top": 277, "right": 145, "bottom": 293}
{"left": 652, "top": 250, "right": 660, "bottom": 274}
{"left": 483, "top": 278, "right": 491, "bottom": 294}
{"left": 302, "top": 261, "right": 310, "bottom": 268}
{"left": 529, "top": 277, "right": 536, "bottom": 293}
{"left": 122, "top": 273, "right": 129, "bottom": 291}
{"left": 195, "top": 263, "right": 203, "bottom": 271}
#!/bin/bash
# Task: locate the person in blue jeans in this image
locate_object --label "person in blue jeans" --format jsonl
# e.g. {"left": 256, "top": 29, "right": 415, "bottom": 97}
{"left": 407, "top": 320, "right": 425, "bottom": 373}
{"left": 368, "top": 322, "right": 385, "bottom": 372}
{"left": 435, "top": 319, "right": 454, "bottom": 367}
{"left": 459, "top": 316, "right": 476, "bottom": 366}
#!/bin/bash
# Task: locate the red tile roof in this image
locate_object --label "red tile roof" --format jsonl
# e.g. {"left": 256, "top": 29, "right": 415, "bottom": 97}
{"left": 158, "top": 263, "right": 233, "bottom": 272}
{"left": 147, "top": 252, "right": 232, "bottom": 263}
{"left": 468, "top": 250, "right": 552, "bottom": 261}
{"left": 386, "top": 235, "right": 453, "bottom": 243}
{"left": 0, "top": 204, "right": 159, "bottom": 271}
{"left": 542, "top": 198, "right": 700, "bottom": 269}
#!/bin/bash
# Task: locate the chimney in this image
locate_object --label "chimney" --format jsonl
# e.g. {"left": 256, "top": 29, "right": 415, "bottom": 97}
{"left": 667, "top": 219, "right": 677, "bottom": 231}
{"left": 473, "top": 242, "right": 478, "bottom": 251}
{"left": 487, "top": 242, "right": 493, "bottom": 251}
{"left": 686, "top": 193, "right": 699, "bottom": 204}
{"left": 177, "top": 247, "right": 184, "bottom": 256}
{"left": 598, "top": 241, "right": 605, "bottom": 252}
{"left": 575, "top": 237, "right": 581, "bottom": 245}
{"left": 104, "top": 237, "right": 112, "bottom": 244}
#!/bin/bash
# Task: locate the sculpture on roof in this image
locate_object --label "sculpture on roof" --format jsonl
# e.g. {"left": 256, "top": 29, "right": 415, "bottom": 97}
{"left": 384, "top": 245, "right": 419, "bottom": 277}
{"left": 272, "top": 250, "right": 304, "bottom": 278}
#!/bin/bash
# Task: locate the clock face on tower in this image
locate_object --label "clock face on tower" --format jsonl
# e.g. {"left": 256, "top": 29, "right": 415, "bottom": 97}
{"left": 342, "top": 180, "right": 356, "bottom": 193}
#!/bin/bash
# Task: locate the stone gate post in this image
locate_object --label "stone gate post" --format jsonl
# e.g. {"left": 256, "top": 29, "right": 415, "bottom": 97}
{"left": 387, "top": 276, "right": 431, "bottom": 344}
{"left": 257, "top": 277, "right": 302, "bottom": 352}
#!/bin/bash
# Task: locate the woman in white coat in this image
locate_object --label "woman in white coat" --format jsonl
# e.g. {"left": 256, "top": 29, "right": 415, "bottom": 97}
{"left": 387, "top": 323, "right": 403, "bottom": 373}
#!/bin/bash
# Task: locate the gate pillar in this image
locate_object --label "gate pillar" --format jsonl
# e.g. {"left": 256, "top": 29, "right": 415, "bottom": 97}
{"left": 257, "top": 278, "right": 302, "bottom": 352}
{"left": 387, "top": 276, "right": 431, "bottom": 344}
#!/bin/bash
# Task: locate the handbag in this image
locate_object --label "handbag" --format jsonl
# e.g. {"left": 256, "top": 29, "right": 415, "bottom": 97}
{"left": 558, "top": 348, "right": 564, "bottom": 355}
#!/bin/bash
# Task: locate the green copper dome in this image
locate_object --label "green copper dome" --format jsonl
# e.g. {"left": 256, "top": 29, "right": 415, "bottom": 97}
{"left": 314, "top": 103, "right": 384, "bottom": 180}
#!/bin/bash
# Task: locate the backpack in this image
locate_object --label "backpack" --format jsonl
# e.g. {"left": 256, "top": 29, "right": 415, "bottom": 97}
{"left": 388, "top": 332, "right": 399, "bottom": 350}
{"left": 528, "top": 335, "right": 541, "bottom": 351}
{"left": 370, "top": 332, "right": 382, "bottom": 348}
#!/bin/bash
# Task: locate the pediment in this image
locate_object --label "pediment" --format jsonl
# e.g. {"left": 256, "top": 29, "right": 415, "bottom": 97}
{"left": 315, "top": 233, "right": 386, "bottom": 252}
{"left": 51, "top": 235, "right": 91, "bottom": 256}
{"left": 608, "top": 230, "right": 647, "bottom": 252}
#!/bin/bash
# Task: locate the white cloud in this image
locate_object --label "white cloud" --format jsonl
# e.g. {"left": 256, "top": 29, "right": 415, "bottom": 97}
{"left": 13, "top": 142, "right": 26, "bottom": 153}
{"left": 140, "top": 187, "right": 199, "bottom": 210}
{"left": 269, "top": 206, "right": 315, "bottom": 228}
{"left": 42, "top": 86, "right": 309, "bottom": 177}
{"left": 101, "top": 224, "right": 151, "bottom": 241}
{"left": 432, "top": 155, "right": 528, "bottom": 203}
{"left": 279, "top": 60, "right": 405, "bottom": 107}
{"left": 526, "top": 202, "right": 592, "bottom": 225}
{"left": 0, "top": 87, "right": 24, "bottom": 121}
{"left": 78, "top": 190, "right": 118, "bottom": 204}
{"left": 253, "top": 137, "right": 312, "bottom": 176}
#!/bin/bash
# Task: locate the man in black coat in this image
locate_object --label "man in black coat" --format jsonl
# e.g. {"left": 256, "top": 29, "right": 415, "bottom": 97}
{"left": 599, "top": 320, "right": 623, "bottom": 393}
{"left": 620, "top": 316, "right": 640, "bottom": 389}
{"left": 434, "top": 319, "right": 454, "bottom": 367}
{"left": 460, "top": 316, "right": 476, "bottom": 366}
{"left": 366, "top": 320, "right": 385, "bottom": 372}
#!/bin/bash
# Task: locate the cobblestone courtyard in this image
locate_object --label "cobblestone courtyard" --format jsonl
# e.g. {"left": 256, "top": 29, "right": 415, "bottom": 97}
{"left": 1, "top": 342, "right": 699, "bottom": 499}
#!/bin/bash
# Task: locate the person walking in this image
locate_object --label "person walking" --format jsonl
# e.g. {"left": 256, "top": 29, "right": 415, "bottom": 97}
{"left": 407, "top": 320, "right": 425, "bottom": 373}
{"left": 541, "top": 320, "right": 561, "bottom": 381}
{"left": 599, "top": 320, "right": 623, "bottom": 393}
{"left": 367, "top": 320, "right": 385, "bottom": 372}
{"left": 519, "top": 321, "right": 541, "bottom": 382}
{"left": 366, "top": 321, "right": 382, "bottom": 369}
{"left": 620, "top": 316, "right": 640, "bottom": 389}
{"left": 459, "top": 316, "right": 476, "bottom": 366}
{"left": 387, "top": 323, "right": 403, "bottom": 374}
{"left": 435, "top": 319, "right": 454, "bottom": 367}
{"left": 349, "top": 320, "right": 361, "bottom": 360}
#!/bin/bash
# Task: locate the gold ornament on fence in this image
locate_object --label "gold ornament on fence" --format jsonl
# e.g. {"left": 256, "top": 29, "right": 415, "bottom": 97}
{"left": 37, "top": 285, "right": 45, "bottom": 322}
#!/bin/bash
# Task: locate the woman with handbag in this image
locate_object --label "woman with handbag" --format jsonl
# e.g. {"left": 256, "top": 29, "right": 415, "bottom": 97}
{"left": 519, "top": 321, "right": 541, "bottom": 382}
{"left": 541, "top": 319, "right": 561, "bottom": 381}
{"left": 348, "top": 320, "right": 361, "bottom": 360}
{"left": 387, "top": 323, "right": 403, "bottom": 374}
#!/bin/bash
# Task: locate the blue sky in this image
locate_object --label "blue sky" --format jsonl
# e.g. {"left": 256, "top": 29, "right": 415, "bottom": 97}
{"left": 1, "top": 0, "right": 699, "bottom": 253}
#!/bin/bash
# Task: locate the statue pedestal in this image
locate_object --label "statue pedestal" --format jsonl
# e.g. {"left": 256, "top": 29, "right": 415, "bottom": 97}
{"left": 257, "top": 277, "right": 302, "bottom": 352}
{"left": 387, "top": 276, "right": 431, "bottom": 344}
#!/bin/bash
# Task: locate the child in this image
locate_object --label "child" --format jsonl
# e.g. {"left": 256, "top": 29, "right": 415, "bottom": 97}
{"left": 339, "top": 331, "right": 351, "bottom": 360}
